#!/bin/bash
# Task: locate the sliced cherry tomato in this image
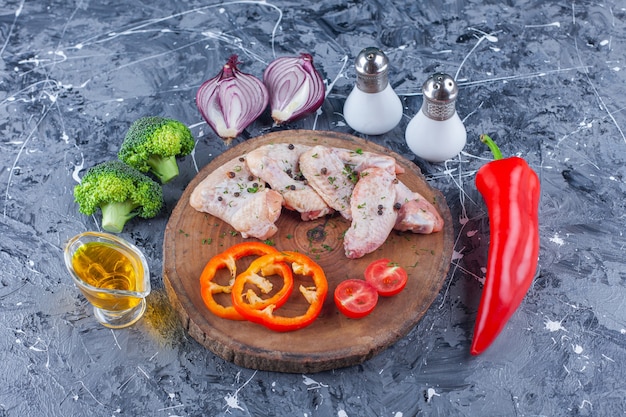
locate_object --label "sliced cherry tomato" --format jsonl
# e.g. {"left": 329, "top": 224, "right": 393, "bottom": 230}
{"left": 334, "top": 279, "right": 378, "bottom": 319}
{"left": 364, "top": 258, "right": 408, "bottom": 297}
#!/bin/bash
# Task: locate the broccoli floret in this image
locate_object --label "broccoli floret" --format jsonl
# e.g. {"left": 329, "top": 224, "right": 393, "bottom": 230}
{"left": 74, "top": 160, "right": 164, "bottom": 233}
{"left": 118, "top": 116, "right": 195, "bottom": 184}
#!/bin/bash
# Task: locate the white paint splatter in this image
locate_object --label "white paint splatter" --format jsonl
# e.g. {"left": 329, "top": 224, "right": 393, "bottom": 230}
{"left": 572, "top": 344, "right": 583, "bottom": 354}
{"left": 550, "top": 233, "right": 565, "bottom": 246}
{"left": 224, "top": 370, "right": 257, "bottom": 412}
{"left": 525, "top": 21, "right": 561, "bottom": 28}
{"left": 393, "top": 413, "right": 403, "bottom": 417}
{"left": 338, "top": 410, "right": 348, "bottom": 417}
{"left": 600, "top": 39, "right": 610, "bottom": 46}
{"left": 302, "top": 375, "right": 328, "bottom": 390}
{"left": 72, "top": 155, "right": 85, "bottom": 184}
{"left": 451, "top": 250, "right": 464, "bottom": 261}
{"left": 578, "top": 399, "right": 593, "bottom": 411}
{"left": 426, "top": 388, "right": 440, "bottom": 402}
{"left": 545, "top": 318, "right": 567, "bottom": 332}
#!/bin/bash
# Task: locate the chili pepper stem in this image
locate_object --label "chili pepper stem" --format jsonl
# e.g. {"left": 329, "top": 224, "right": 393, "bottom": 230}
{"left": 480, "top": 134, "right": 504, "bottom": 160}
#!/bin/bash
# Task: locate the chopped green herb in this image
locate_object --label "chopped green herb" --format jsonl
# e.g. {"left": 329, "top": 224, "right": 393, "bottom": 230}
{"left": 286, "top": 234, "right": 293, "bottom": 239}
{"left": 263, "top": 239, "right": 275, "bottom": 246}
{"left": 202, "top": 238, "right": 213, "bottom": 245}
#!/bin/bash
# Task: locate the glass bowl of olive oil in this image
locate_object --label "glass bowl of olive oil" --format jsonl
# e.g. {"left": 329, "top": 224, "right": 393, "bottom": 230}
{"left": 64, "top": 231, "right": 151, "bottom": 328}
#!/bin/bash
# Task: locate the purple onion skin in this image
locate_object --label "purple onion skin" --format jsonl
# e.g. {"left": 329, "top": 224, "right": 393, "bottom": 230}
{"left": 196, "top": 55, "right": 268, "bottom": 143}
{"left": 263, "top": 53, "right": 326, "bottom": 125}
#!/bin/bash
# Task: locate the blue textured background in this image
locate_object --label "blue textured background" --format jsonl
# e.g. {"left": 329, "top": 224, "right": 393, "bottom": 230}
{"left": 1, "top": 1, "right": 624, "bottom": 416}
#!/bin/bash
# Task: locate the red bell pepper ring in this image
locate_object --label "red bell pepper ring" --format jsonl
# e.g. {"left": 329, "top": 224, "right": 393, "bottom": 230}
{"left": 199, "top": 242, "right": 293, "bottom": 321}
{"left": 470, "top": 134, "right": 540, "bottom": 355}
{"left": 232, "top": 251, "right": 328, "bottom": 332}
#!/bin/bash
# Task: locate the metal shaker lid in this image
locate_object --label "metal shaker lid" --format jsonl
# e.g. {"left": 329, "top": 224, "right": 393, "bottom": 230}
{"left": 421, "top": 73, "right": 459, "bottom": 121}
{"left": 354, "top": 47, "right": 389, "bottom": 93}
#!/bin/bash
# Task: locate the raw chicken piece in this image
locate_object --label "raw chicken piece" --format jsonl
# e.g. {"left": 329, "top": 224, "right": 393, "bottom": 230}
{"left": 299, "top": 145, "right": 356, "bottom": 220}
{"left": 246, "top": 143, "right": 332, "bottom": 221}
{"left": 344, "top": 167, "right": 398, "bottom": 259}
{"left": 332, "top": 147, "right": 405, "bottom": 175}
{"left": 393, "top": 181, "right": 444, "bottom": 234}
{"left": 189, "top": 154, "right": 283, "bottom": 239}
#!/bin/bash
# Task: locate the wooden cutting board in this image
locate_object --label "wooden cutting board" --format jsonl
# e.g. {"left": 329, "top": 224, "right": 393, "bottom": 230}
{"left": 162, "top": 130, "right": 454, "bottom": 373}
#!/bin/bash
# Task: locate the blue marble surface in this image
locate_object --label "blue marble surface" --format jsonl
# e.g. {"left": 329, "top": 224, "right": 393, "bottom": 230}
{"left": 1, "top": 0, "right": 625, "bottom": 416}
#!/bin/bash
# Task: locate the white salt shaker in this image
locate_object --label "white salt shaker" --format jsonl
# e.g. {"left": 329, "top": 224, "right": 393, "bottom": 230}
{"left": 343, "top": 47, "right": 403, "bottom": 135}
{"left": 405, "top": 73, "right": 466, "bottom": 162}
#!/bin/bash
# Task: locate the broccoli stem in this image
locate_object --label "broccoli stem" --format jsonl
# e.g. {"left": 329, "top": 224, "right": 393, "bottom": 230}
{"left": 147, "top": 155, "right": 179, "bottom": 184}
{"left": 100, "top": 200, "right": 140, "bottom": 233}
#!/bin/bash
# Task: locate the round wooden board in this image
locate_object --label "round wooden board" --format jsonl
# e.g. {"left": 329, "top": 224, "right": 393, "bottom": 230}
{"left": 162, "top": 130, "right": 454, "bottom": 373}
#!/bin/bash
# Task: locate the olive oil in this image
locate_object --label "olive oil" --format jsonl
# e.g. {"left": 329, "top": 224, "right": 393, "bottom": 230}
{"left": 71, "top": 241, "right": 146, "bottom": 311}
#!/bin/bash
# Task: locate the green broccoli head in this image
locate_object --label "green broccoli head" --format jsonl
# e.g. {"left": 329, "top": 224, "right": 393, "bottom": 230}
{"left": 74, "top": 160, "right": 164, "bottom": 233}
{"left": 118, "top": 116, "right": 195, "bottom": 183}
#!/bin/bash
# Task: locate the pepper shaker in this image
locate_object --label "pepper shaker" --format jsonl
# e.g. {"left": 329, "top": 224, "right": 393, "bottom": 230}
{"left": 343, "top": 47, "right": 403, "bottom": 135}
{"left": 405, "top": 73, "right": 467, "bottom": 162}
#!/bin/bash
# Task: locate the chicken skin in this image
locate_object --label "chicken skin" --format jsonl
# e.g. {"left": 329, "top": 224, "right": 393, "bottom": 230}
{"left": 245, "top": 143, "right": 332, "bottom": 221}
{"left": 299, "top": 145, "right": 355, "bottom": 220}
{"left": 344, "top": 167, "right": 398, "bottom": 259}
{"left": 393, "top": 181, "right": 444, "bottom": 234}
{"left": 189, "top": 154, "right": 283, "bottom": 239}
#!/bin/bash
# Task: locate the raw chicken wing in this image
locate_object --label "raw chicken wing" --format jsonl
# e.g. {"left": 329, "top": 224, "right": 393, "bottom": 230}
{"left": 332, "top": 147, "right": 404, "bottom": 175}
{"left": 344, "top": 167, "right": 398, "bottom": 259}
{"left": 299, "top": 145, "right": 355, "bottom": 220}
{"left": 189, "top": 155, "right": 283, "bottom": 239}
{"left": 393, "top": 181, "right": 444, "bottom": 234}
{"left": 246, "top": 143, "right": 332, "bottom": 221}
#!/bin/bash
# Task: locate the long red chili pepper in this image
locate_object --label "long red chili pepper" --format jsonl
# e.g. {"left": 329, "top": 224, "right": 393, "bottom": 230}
{"left": 470, "top": 134, "right": 540, "bottom": 355}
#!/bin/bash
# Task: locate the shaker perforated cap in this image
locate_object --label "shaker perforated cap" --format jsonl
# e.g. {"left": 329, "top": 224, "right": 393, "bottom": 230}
{"left": 354, "top": 47, "right": 389, "bottom": 93}
{"left": 421, "top": 73, "right": 459, "bottom": 121}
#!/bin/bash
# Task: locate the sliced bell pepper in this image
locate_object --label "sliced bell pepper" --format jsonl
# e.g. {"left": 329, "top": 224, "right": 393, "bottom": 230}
{"left": 470, "top": 134, "right": 540, "bottom": 355}
{"left": 199, "top": 242, "right": 292, "bottom": 320}
{"left": 231, "top": 251, "right": 328, "bottom": 332}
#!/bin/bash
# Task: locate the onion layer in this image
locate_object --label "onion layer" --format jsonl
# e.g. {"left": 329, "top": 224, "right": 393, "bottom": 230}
{"left": 263, "top": 53, "right": 325, "bottom": 124}
{"left": 196, "top": 55, "right": 269, "bottom": 142}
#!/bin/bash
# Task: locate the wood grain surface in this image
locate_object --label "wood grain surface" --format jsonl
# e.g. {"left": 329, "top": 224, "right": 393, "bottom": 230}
{"left": 162, "top": 130, "right": 454, "bottom": 373}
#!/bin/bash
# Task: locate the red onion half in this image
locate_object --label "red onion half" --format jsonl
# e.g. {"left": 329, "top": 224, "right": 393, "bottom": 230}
{"left": 196, "top": 55, "right": 269, "bottom": 142}
{"left": 263, "top": 53, "right": 326, "bottom": 124}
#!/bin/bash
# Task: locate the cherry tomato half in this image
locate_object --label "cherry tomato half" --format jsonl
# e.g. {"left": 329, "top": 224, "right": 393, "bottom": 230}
{"left": 364, "top": 258, "right": 408, "bottom": 297}
{"left": 334, "top": 279, "right": 379, "bottom": 319}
